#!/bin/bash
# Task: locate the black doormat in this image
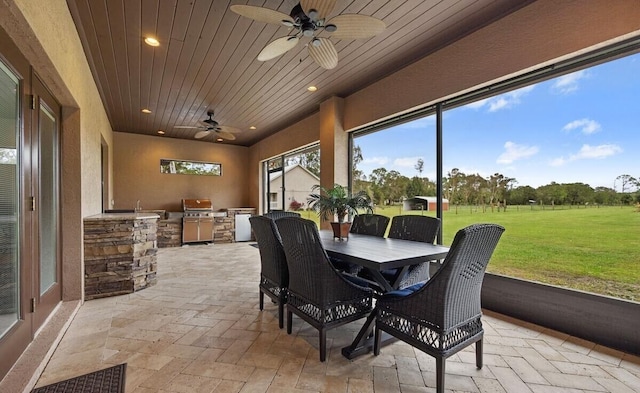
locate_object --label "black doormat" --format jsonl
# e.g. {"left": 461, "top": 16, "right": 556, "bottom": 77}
{"left": 31, "top": 363, "right": 126, "bottom": 393}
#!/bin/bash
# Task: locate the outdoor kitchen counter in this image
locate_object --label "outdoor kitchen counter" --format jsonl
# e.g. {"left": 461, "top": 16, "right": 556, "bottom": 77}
{"left": 85, "top": 212, "right": 161, "bottom": 220}
{"left": 83, "top": 213, "right": 159, "bottom": 299}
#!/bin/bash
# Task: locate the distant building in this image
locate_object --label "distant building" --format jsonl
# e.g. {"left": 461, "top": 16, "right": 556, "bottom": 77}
{"left": 403, "top": 196, "right": 449, "bottom": 211}
{"left": 268, "top": 164, "right": 319, "bottom": 211}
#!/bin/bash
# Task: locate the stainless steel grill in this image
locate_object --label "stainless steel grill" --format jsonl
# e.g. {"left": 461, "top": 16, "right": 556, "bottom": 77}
{"left": 182, "top": 199, "right": 214, "bottom": 243}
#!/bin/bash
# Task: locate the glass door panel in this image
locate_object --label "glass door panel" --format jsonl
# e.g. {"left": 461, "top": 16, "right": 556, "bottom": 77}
{"left": 0, "top": 60, "right": 20, "bottom": 338}
{"left": 38, "top": 104, "right": 57, "bottom": 294}
{"left": 31, "top": 76, "right": 61, "bottom": 330}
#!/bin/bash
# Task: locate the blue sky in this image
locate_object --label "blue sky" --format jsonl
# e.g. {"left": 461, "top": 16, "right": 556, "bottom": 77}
{"left": 355, "top": 52, "right": 639, "bottom": 190}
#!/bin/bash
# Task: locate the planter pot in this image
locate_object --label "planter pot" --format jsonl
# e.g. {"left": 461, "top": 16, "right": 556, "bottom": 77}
{"left": 330, "top": 222, "right": 351, "bottom": 240}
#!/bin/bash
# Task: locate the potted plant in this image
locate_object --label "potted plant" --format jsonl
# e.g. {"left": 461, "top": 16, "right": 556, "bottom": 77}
{"left": 307, "top": 184, "right": 373, "bottom": 239}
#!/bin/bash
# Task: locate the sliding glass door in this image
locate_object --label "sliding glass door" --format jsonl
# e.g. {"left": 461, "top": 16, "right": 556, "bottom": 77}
{"left": 0, "top": 58, "right": 21, "bottom": 342}
{"left": 262, "top": 145, "right": 320, "bottom": 214}
{"left": 0, "top": 46, "right": 61, "bottom": 378}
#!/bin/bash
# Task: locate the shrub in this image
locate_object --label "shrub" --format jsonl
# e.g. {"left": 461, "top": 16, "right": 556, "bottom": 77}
{"left": 289, "top": 199, "right": 303, "bottom": 211}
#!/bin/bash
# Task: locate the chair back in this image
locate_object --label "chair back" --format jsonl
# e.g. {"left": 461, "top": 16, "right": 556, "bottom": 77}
{"left": 414, "top": 223, "right": 505, "bottom": 328}
{"left": 350, "top": 214, "right": 390, "bottom": 237}
{"left": 388, "top": 215, "right": 440, "bottom": 243}
{"left": 275, "top": 217, "right": 348, "bottom": 304}
{"left": 249, "top": 216, "right": 288, "bottom": 287}
{"left": 263, "top": 211, "right": 301, "bottom": 220}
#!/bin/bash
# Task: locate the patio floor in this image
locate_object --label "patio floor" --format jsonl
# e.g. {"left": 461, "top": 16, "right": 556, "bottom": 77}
{"left": 33, "top": 242, "right": 640, "bottom": 392}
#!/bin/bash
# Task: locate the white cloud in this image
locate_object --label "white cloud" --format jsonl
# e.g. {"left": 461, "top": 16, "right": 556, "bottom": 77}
{"left": 496, "top": 141, "right": 539, "bottom": 164}
{"left": 466, "top": 85, "right": 535, "bottom": 112}
{"left": 550, "top": 143, "right": 622, "bottom": 166}
{"left": 563, "top": 118, "right": 601, "bottom": 135}
{"left": 488, "top": 97, "right": 510, "bottom": 112}
{"left": 394, "top": 157, "right": 423, "bottom": 167}
{"left": 552, "top": 70, "right": 588, "bottom": 94}
{"left": 361, "top": 156, "right": 389, "bottom": 166}
{"left": 571, "top": 144, "right": 622, "bottom": 159}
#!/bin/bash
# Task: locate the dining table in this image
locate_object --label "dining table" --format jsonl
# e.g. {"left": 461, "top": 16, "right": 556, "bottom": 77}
{"left": 319, "top": 230, "right": 450, "bottom": 359}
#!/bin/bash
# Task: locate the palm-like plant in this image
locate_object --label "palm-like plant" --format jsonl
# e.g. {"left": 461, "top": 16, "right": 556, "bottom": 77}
{"left": 308, "top": 184, "right": 373, "bottom": 223}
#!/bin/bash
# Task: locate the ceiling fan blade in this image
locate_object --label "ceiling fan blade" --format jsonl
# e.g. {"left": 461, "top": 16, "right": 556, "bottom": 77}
{"left": 215, "top": 130, "right": 236, "bottom": 141}
{"left": 300, "top": 0, "right": 336, "bottom": 21}
{"left": 308, "top": 38, "right": 338, "bottom": 69}
{"left": 194, "top": 130, "right": 212, "bottom": 139}
{"left": 327, "top": 14, "right": 386, "bottom": 40}
{"left": 174, "top": 125, "right": 201, "bottom": 129}
{"left": 217, "top": 125, "right": 241, "bottom": 134}
{"left": 229, "top": 5, "right": 293, "bottom": 26}
{"left": 258, "top": 36, "right": 300, "bottom": 61}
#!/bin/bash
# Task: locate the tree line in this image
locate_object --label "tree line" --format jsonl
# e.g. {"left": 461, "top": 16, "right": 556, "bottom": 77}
{"left": 353, "top": 148, "right": 640, "bottom": 207}
{"left": 283, "top": 147, "right": 640, "bottom": 207}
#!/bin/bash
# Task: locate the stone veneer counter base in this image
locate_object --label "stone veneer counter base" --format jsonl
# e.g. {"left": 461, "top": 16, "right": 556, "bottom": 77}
{"left": 84, "top": 213, "right": 159, "bottom": 300}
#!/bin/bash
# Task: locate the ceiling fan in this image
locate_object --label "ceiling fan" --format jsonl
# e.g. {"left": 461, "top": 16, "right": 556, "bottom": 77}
{"left": 175, "top": 110, "right": 241, "bottom": 141}
{"left": 230, "top": 0, "right": 385, "bottom": 70}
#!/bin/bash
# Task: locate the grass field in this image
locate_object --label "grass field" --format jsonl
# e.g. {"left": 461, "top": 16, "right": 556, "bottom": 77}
{"left": 296, "top": 205, "right": 640, "bottom": 301}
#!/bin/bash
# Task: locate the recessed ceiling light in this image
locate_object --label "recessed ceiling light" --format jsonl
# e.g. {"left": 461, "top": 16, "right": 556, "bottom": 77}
{"left": 249, "top": 126, "right": 256, "bottom": 130}
{"left": 307, "top": 86, "right": 318, "bottom": 92}
{"left": 141, "top": 108, "right": 152, "bottom": 114}
{"left": 157, "top": 130, "right": 165, "bottom": 135}
{"left": 144, "top": 37, "right": 160, "bottom": 47}
{"left": 216, "top": 138, "right": 224, "bottom": 142}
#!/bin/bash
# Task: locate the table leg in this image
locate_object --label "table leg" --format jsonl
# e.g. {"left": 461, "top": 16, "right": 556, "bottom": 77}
{"left": 341, "top": 266, "right": 412, "bottom": 359}
{"left": 365, "top": 270, "right": 393, "bottom": 292}
{"left": 341, "top": 308, "right": 398, "bottom": 359}
{"left": 342, "top": 309, "right": 377, "bottom": 359}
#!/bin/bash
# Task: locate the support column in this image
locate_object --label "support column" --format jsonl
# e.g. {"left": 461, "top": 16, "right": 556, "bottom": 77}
{"left": 319, "top": 96, "right": 348, "bottom": 229}
{"left": 61, "top": 107, "right": 83, "bottom": 301}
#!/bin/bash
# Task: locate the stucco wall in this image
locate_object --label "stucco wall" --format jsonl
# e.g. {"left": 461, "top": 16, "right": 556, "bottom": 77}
{"left": 113, "top": 132, "right": 250, "bottom": 212}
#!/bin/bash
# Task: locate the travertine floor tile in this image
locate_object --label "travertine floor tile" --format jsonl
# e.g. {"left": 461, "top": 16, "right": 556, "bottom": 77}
{"left": 30, "top": 243, "right": 639, "bottom": 393}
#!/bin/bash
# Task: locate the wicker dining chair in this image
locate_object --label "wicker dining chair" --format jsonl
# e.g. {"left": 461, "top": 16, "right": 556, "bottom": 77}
{"left": 275, "top": 217, "right": 373, "bottom": 362}
{"left": 331, "top": 214, "right": 390, "bottom": 275}
{"left": 383, "top": 215, "right": 441, "bottom": 288}
{"left": 374, "top": 223, "right": 505, "bottom": 393}
{"left": 263, "top": 211, "right": 301, "bottom": 220}
{"left": 249, "top": 216, "right": 289, "bottom": 329}
{"left": 350, "top": 213, "right": 390, "bottom": 237}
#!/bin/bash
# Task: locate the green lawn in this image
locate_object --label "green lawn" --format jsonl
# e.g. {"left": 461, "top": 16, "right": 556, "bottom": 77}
{"left": 297, "top": 205, "right": 640, "bottom": 301}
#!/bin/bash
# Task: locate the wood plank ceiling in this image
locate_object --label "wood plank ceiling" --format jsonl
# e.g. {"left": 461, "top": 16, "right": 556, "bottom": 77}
{"left": 66, "top": 0, "right": 530, "bottom": 146}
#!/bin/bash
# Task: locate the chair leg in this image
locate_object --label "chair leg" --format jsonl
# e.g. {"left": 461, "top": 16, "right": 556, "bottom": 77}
{"left": 286, "top": 310, "right": 293, "bottom": 334}
{"left": 436, "top": 357, "right": 445, "bottom": 393}
{"left": 476, "top": 339, "right": 483, "bottom": 369}
{"left": 319, "top": 328, "right": 327, "bottom": 362}
{"left": 278, "top": 299, "right": 284, "bottom": 329}
{"left": 373, "top": 326, "right": 381, "bottom": 355}
{"left": 259, "top": 290, "right": 264, "bottom": 311}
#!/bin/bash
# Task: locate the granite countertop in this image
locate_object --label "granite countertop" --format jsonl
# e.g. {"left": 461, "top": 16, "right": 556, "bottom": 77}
{"left": 85, "top": 213, "right": 161, "bottom": 221}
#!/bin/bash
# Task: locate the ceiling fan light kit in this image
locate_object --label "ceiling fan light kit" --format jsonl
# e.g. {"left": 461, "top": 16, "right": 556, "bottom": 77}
{"left": 230, "top": 1, "right": 385, "bottom": 70}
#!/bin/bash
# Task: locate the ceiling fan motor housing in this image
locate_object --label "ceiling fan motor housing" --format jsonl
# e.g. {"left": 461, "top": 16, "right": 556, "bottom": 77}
{"left": 290, "top": 4, "right": 323, "bottom": 35}
{"left": 202, "top": 111, "right": 219, "bottom": 128}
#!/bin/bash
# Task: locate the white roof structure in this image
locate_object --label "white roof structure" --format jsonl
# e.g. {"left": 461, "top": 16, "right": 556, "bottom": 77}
{"left": 268, "top": 164, "right": 319, "bottom": 182}
{"left": 403, "top": 196, "right": 449, "bottom": 211}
